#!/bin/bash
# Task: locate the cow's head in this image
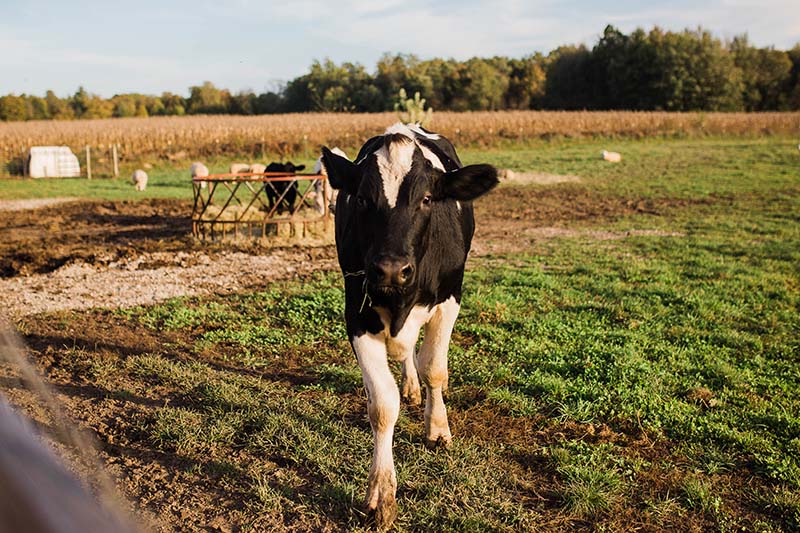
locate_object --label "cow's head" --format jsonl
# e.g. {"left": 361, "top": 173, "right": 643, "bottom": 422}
{"left": 267, "top": 161, "right": 305, "bottom": 173}
{"left": 284, "top": 162, "right": 305, "bottom": 173}
{"left": 322, "top": 124, "right": 497, "bottom": 296}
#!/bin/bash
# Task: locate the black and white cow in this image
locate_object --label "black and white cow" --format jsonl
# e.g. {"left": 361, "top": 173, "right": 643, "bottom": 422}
{"left": 321, "top": 123, "right": 498, "bottom": 528}
{"left": 265, "top": 161, "right": 306, "bottom": 214}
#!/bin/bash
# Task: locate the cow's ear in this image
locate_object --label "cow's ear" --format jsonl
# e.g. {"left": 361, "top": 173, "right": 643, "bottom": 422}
{"left": 436, "top": 164, "right": 498, "bottom": 201}
{"left": 294, "top": 164, "right": 305, "bottom": 171}
{"left": 321, "top": 146, "right": 360, "bottom": 193}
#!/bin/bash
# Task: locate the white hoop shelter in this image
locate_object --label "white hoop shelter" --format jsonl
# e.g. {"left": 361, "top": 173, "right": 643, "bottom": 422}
{"left": 27, "top": 147, "right": 81, "bottom": 178}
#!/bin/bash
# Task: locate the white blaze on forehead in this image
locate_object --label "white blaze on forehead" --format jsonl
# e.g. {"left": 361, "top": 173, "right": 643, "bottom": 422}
{"left": 374, "top": 123, "right": 445, "bottom": 208}
{"left": 375, "top": 136, "right": 416, "bottom": 208}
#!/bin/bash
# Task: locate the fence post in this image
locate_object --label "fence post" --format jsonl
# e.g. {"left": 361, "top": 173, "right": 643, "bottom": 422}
{"left": 112, "top": 144, "right": 119, "bottom": 178}
{"left": 21, "top": 148, "right": 27, "bottom": 177}
{"left": 85, "top": 146, "right": 92, "bottom": 180}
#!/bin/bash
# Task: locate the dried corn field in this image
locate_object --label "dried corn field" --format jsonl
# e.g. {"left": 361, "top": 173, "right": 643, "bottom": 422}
{"left": 2, "top": 111, "right": 799, "bottom": 174}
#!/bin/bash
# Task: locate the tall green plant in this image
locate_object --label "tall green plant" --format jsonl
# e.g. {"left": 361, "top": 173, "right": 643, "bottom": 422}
{"left": 394, "top": 88, "right": 433, "bottom": 126}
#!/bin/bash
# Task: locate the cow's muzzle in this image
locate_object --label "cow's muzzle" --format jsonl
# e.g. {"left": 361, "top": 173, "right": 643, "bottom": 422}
{"left": 368, "top": 255, "right": 415, "bottom": 291}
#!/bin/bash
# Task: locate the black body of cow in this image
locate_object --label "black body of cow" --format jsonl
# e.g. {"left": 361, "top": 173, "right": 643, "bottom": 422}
{"left": 264, "top": 162, "right": 305, "bottom": 213}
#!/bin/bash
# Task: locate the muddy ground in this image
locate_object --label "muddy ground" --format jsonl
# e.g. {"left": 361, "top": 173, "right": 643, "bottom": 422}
{"left": 0, "top": 186, "right": 719, "bottom": 531}
{"left": 0, "top": 188, "right": 698, "bottom": 316}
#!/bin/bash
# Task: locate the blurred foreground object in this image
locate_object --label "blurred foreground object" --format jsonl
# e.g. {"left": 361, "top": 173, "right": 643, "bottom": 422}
{"left": 0, "top": 323, "right": 137, "bottom": 533}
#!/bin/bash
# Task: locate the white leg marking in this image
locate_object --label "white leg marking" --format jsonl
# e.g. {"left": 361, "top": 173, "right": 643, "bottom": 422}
{"left": 352, "top": 332, "right": 399, "bottom": 525}
{"left": 386, "top": 305, "right": 432, "bottom": 406}
{"left": 417, "top": 296, "right": 460, "bottom": 448}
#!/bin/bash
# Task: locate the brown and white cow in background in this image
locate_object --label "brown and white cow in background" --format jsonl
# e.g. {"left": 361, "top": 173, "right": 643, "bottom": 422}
{"left": 321, "top": 123, "right": 498, "bottom": 529}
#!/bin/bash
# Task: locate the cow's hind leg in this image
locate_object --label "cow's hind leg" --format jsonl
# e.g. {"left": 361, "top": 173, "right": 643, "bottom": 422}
{"left": 400, "top": 355, "right": 422, "bottom": 406}
{"left": 352, "top": 333, "right": 399, "bottom": 529}
{"left": 417, "top": 297, "right": 460, "bottom": 449}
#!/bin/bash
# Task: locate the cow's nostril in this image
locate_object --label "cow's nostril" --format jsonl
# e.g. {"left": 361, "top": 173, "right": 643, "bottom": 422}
{"left": 400, "top": 265, "right": 414, "bottom": 280}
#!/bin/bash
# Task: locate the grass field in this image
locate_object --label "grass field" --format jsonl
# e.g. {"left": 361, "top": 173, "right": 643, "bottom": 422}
{"left": 8, "top": 136, "right": 800, "bottom": 531}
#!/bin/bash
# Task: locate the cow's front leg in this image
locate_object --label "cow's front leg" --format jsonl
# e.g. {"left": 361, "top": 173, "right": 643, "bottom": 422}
{"left": 352, "top": 332, "right": 399, "bottom": 529}
{"left": 417, "top": 297, "right": 460, "bottom": 449}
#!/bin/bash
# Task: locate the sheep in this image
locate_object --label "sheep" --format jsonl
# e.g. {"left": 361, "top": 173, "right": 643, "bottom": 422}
{"left": 190, "top": 162, "right": 209, "bottom": 178}
{"left": 602, "top": 150, "right": 622, "bottom": 163}
{"left": 313, "top": 147, "right": 347, "bottom": 214}
{"left": 229, "top": 163, "right": 250, "bottom": 174}
{"left": 249, "top": 163, "right": 266, "bottom": 175}
{"left": 131, "top": 169, "right": 148, "bottom": 191}
{"left": 190, "top": 162, "right": 209, "bottom": 189}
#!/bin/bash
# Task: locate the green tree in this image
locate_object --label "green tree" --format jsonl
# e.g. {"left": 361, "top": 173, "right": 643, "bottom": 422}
{"left": 462, "top": 57, "right": 509, "bottom": 110}
{"left": 0, "top": 95, "right": 28, "bottom": 121}
{"left": 648, "top": 28, "right": 743, "bottom": 111}
{"left": 505, "top": 55, "right": 547, "bottom": 109}
{"left": 70, "top": 87, "right": 112, "bottom": 118}
{"left": 28, "top": 96, "right": 50, "bottom": 120}
{"left": 45, "top": 90, "right": 74, "bottom": 119}
{"left": 591, "top": 26, "right": 661, "bottom": 109}
{"left": 787, "top": 44, "right": 800, "bottom": 109}
{"left": 161, "top": 92, "right": 186, "bottom": 115}
{"left": 188, "top": 81, "right": 231, "bottom": 114}
{"left": 732, "top": 35, "right": 793, "bottom": 110}
{"left": 544, "top": 45, "right": 593, "bottom": 109}
{"left": 112, "top": 96, "right": 137, "bottom": 117}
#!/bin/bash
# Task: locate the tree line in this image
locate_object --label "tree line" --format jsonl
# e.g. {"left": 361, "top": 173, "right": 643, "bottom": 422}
{"left": 2, "top": 25, "right": 799, "bottom": 121}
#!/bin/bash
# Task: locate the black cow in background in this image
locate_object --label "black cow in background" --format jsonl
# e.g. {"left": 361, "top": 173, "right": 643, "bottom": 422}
{"left": 321, "top": 123, "right": 498, "bottom": 529}
{"left": 265, "top": 161, "right": 306, "bottom": 214}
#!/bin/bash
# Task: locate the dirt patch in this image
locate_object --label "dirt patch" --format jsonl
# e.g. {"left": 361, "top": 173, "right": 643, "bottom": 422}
{"left": 0, "top": 188, "right": 701, "bottom": 317}
{"left": 0, "top": 198, "right": 194, "bottom": 278}
{"left": 472, "top": 185, "right": 708, "bottom": 255}
{"left": 0, "top": 197, "right": 82, "bottom": 212}
{"left": 499, "top": 169, "right": 582, "bottom": 185}
{"left": 0, "top": 249, "right": 337, "bottom": 318}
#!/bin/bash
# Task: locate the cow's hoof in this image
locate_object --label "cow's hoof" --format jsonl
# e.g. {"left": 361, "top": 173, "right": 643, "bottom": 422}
{"left": 401, "top": 385, "right": 422, "bottom": 406}
{"left": 401, "top": 374, "right": 421, "bottom": 406}
{"left": 365, "top": 494, "right": 397, "bottom": 531}
{"left": 425, "top": 435, "right": 452, "bottom": 450}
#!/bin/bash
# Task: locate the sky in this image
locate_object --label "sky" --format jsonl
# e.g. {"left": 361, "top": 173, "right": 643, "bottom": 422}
{"left": 1, "top": 0, "right": 798, "bottom": 98}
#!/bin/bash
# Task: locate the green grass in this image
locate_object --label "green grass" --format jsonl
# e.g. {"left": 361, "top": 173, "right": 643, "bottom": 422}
{"left": 110, "top": 178, "right": 798, "bottom": 528}
{"left": 21, "top": 136, "right": 800, "bottom": 531}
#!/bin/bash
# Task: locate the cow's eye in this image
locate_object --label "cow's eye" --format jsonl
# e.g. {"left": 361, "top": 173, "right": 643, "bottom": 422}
{"left": 421, "top": 195, "right": 432, "bottom": 207}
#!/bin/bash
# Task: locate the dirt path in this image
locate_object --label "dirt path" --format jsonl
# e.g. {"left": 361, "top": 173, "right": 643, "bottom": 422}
{"left": 0, "top": 249, "right": 337, "bottom": 317}
{"left": 0, "top": 189, "right": 699, "bottom": 318}
{"left": 0, "top": 197, "right": 82, "bottom": 212}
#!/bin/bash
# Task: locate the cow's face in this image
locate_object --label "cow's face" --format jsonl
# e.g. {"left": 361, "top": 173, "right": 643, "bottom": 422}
{"left": 322, "top": 130, "right": 497, "bottom": 295}
{"left": 284, "top": 162, "right": 305, "bottom": 173}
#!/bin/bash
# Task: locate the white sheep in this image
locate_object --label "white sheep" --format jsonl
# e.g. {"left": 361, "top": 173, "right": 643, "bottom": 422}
{"left": 131, "top": 169, "right": 148, "bottom": 191}
{"left": 602, "top": 150, "right": 622, "bottom": 163}
{"left": 313, "top": 147, "right": 347, "bottom": 214}
{"left": 190, "top": 162, "right": 209, "bottom": 189}
{"left": 249, "top": 163, "right": 266, "bottom": 175}
{"left": 190, "top": 162, "right": 209, "bottom": 178}
{"left": 229, "top": 163, "right": 250, "bottom": 174}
